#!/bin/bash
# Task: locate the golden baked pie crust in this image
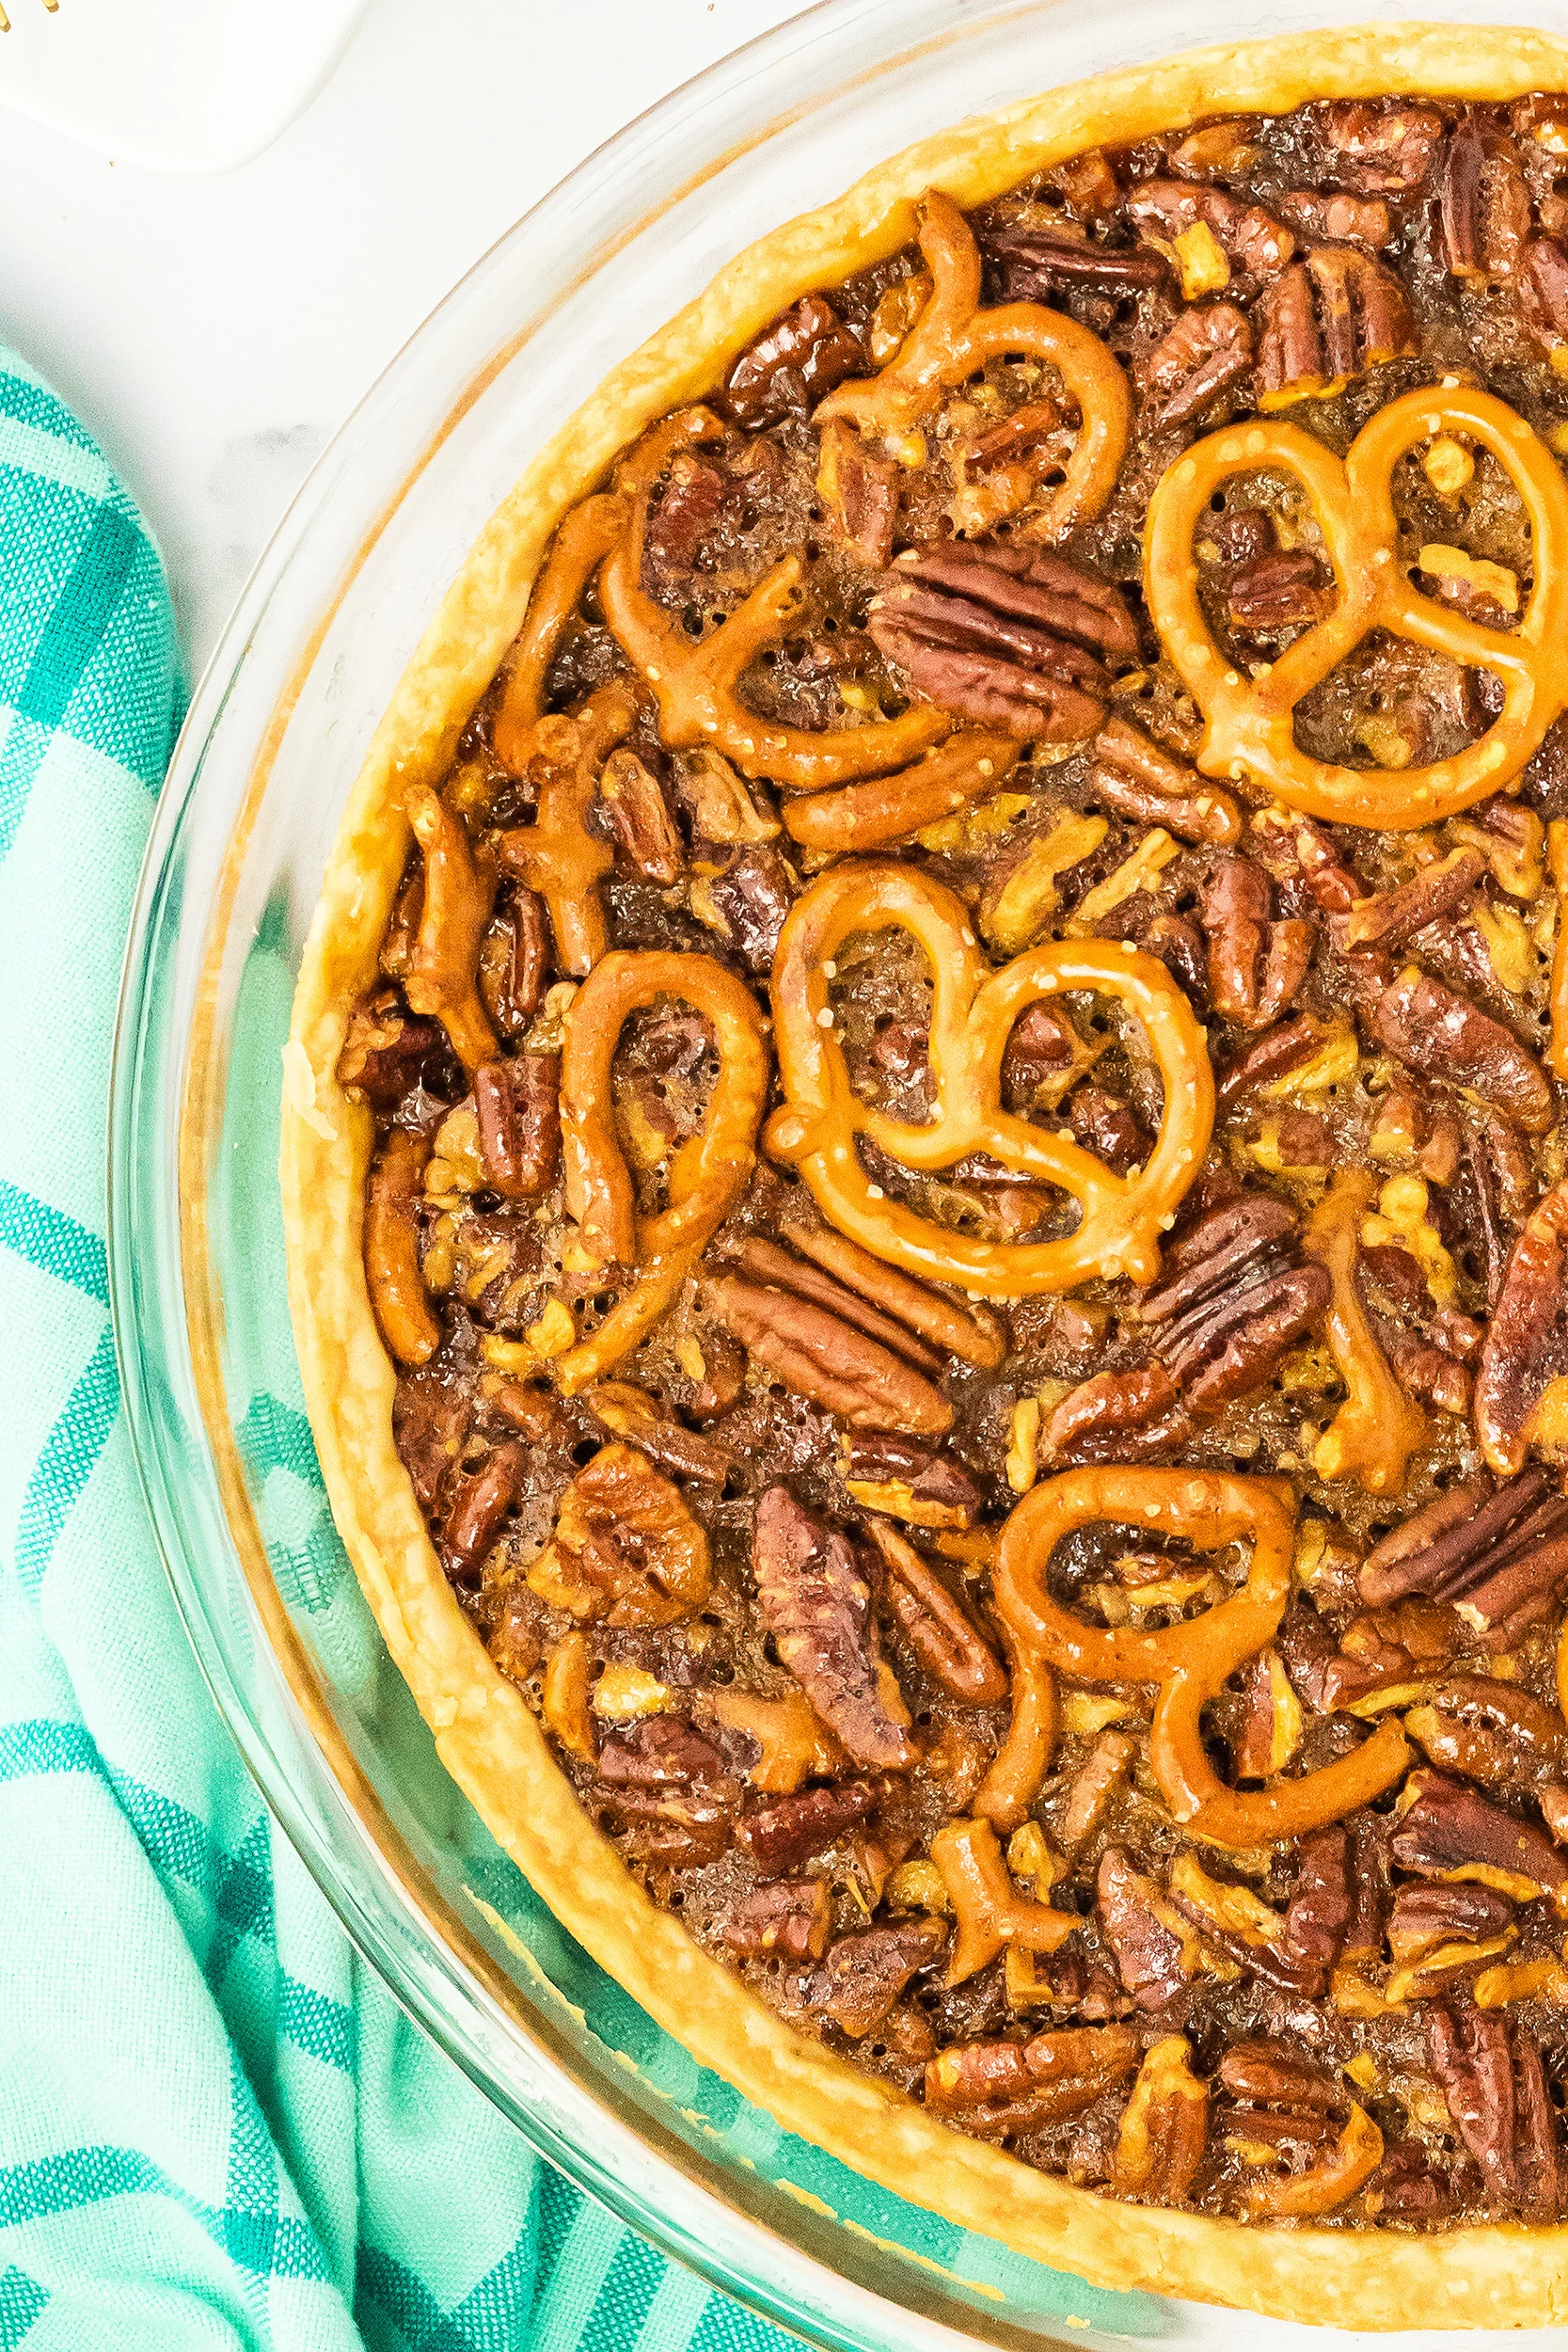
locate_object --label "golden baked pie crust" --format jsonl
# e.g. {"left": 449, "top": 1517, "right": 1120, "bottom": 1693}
{"left": 282, "top": 25, "right": 1568, "bottom": 2323}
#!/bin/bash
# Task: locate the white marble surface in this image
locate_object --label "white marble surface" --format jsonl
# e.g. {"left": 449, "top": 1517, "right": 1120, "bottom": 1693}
{"left": 0, "top": 0, "right": 802, "bottom": 669}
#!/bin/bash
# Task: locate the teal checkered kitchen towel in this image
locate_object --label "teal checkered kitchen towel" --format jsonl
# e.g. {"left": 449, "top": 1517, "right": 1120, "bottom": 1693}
{"left": 0, "top": 344, "right": 793, "bottom": 2352}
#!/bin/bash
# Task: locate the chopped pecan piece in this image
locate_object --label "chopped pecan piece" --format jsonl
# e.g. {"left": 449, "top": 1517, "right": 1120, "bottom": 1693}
{"left": 1085, "top": 716, "right": 1243, "bottom": 846}
{"left": 1438, "top": 113, "right": 1533, "bottom": 279}
{"left": 1058, "top": 1730, "right": 1135, "bottom": 1853}
{"left": 599, "top": 750, "right": 684, "bottom": 884}
{"left": 1214, "top": 1014, "right": 1324, "bottom": 1107}
{"left": 752, "top": 1487, "right": 915, "bottom": 1770}
{"left": 1166, "top": 1853, "right": 1320, "bottom": 1994}
{"left": 1318, "top": 101, "right": 1443, "bottom": 193}
{"left": 844, "top": 1430, "right": 980, "bottom": 1531}
{"left": 709, "top": 1274, "right": 954, "bottom": 1437}
{"left": 868, "top": 543, "right": 1137, "bottom": 743}
{"left": 737, "top": 1776, "right": 884, "bottom": 1873}
{"left": 1226, "top": 550, "right": 1335, "bottom": 633}
{"left": 1476, "top": 1184, "right": 1568, "bottom": 1473}
{"left": 1097, "top": 1847, "right": 1190, "bottom": 2011}
{"left": 1371, "top": 966, "right": 1553, "bottom": 1135}
{"left": 673, "top": 749, "right": 781, "bottom": 848}
{"left": 1391, "top": 1768, "right": 1568, "bottom": 1904}
{"left": 863, "top": 1518, "right": 1006, "bottom": 1704}
{"left": 725, "top": 294, "right": 862, "bottom": 427}
{"left": 781, "top": 1918, "right": 946, "bottom": 2038}
{"left": 473, "top": 1053, "right": 561, "bottom": 1199}
{"left": 1125, "top": 180, "right": 1293, "bottom": 278}
{"left": 721, "top": 1879, "right": 832, "bottom": 1963}
{"left": 1521, "top": 234, "right": 1568, "bottom": 359}
{"left": 643, "top": 453, "right": 726, "bottom": 593}
{"left": 1138, "top": 301, "right": 1254, "bottom": 429}
{"left": 1044, "top": 1359, "right": 1190, "bottom": 1462}
{"left": 480, "top": 887, "right": 549, "bottom": 1038}
{"left": 597, "top": 1715, "right": 731, "bottom": 1788}
{"left": 529, "top": 1443, "right": 711, "bottom": 1626}
{"left": 1200, "top": 856, "right": 1315, "bottom": 1028}
{"left": 1255, "top": 246, "right": 1418, "bottom": 405}
{"left": 339, "top": 993, "right": 460, "bottom": 1108}
{"left": 1428, "top": 2003, "right": 1563, "bottom": 2215}
{"left": 1361, "top": 1467, "right": 1568, "bottom": 1641}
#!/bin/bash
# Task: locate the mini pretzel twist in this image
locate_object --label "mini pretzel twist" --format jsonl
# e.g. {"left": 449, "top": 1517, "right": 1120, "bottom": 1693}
{"left": 1147, "top": 387, "right": 1568, "bottom": 828}
{"left": 596, "top": 409, "right": 947, "bottom": 790}
{"left": 552, "top": 948, "right": 769, "bottom": 1391}
{"left": 765, "top": 862, "right": 1213, "bottom": 1296}
{"left": 991, "top": 1468, "right": 1411, "bottom": 1848}
{"left": 816, "top": 191, "right": 1132, "bottom": 547}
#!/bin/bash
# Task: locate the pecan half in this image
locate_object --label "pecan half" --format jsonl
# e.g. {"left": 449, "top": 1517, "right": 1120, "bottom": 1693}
{"left": 443, "top": 1441, "right": 525, "bottom": 1584}
{"left": 708, "top": 1274, "right": 954, "bottom": 1437}
{"left": 724, "top": 1235, "right": 943, "bottom": 1373}
{"left": 1317, "top": 101, "right": 1444, "bottom": 193}
{"left": 1476, "top": 1184, "right": 1568, "bottom": 1473}
{"left": 1391, "top": 1768, "right": 1568, "bottom": 1904}
{"left": 473, "top": 1053, "right": 561, "bottom": 1199}
{"left": 480, "top": 887, "right": 549, "bottom": 1038}
{"left": 1429, "top": 2002, "right": 1563, "bottom": 2215}
{"left": 844, "top": 1430, "right": 981, "bottom": 1531}
{"left": 781, "top": 1918, "right": 947, "bottom": 2037}
{"left": 1371, "top": 966, "right": 1553, "bottom": 1135}
{"left": 1200, "top": 856, "right": 1315, "bottom": 1028}
{"left": 339, "top": 993, "right": 461, "bottom": 1108}
{"left": 725, "top": 294, "right": 862, "bottom": 427}
{"left": 1227, "top": 550, "right": 1335, "bottom": 633}
{"left": 1255, "top": 246, "right": 1418, "bottom": 405}
{"left": 737, "top": 1776, "right": 884, "bottom": 1873}
{"left": 599, "top": 749, "right": 684, "bottom": 884}
{"left": 1438, "top": 114, "right": 1532, "bottom": 279}
{"left": 1097, "top": 1847, "right": 1191, "bottom": 2011}
{"left": 1136, "top": 1194, "right": 1330, "bottom": 1415}
{"left": 1335, "top": 848, "right": 1486, "bottom": 952}
{"left": 1521, "top": 234, "right": 1568, "bottom": 359}
{"left": 584, "top": 1381, "right": 733, "bottom": 1486}
{"left": 597, "top": 1715, "right": 731, "bottom": 1788}
{"left": 1085, "top": 716, "right": 1243, "bottom": 846}
{"left": 752, "top": 1487, "right": 916, "bottom": 1770}
{"left": 1278, "top": 188, "right": 1390, "bottom": 248}
{"left": 1214, "top": 1014, "right": 1325, "bottom": 1107}
{"left": 1362, "top": 1468, "right": 1568, "bottom": 1635}
{"left": 1138, "top": 302, "right": 1254, "bottom": 430}
{"left": 863, "top": 1518, "right": 1006, "bottom": 1705}
{"left": 1044, "top": 1360, "right": 1190, "bottom": 1462}
{"left": 529, "top": 1443, "right": 711, "bottom": 1626}
{"left": 926, "top": 2023, "right": 1140, "bottom": 2136}
{"left": 1280, "top": 1826, "right": 1353, "bottom": 1990}
{"left": 1388, "top": 1881, "right": 1517, "bottom": 1963}
{"left": 982, "top": 219, "right": 1171, "bottom": 295}
{"left": 1125, "top": 181, "right": 1294, "bottom": 277}
{"left": 868, "top": 544, "right": 1137, "bottom": 743}
{"left": 816, "top": 417, "right": 897, "bottom": 568}
{"left": 1406, "top": 1677, "right": 1565, "bottom": 1793}
{"left": 721, "top": 1879, "right": 832, "bottom": 1963}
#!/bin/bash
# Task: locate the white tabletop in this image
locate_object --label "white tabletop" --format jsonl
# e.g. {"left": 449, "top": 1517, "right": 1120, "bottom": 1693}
{"left": 0, "top": 0, "right": 801, "bottom": 672}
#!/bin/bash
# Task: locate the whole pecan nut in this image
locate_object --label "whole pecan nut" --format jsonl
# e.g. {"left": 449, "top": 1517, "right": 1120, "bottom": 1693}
{"left": 752, "top": 1486, "right": 916, "bottom": 1770}
{"left": 868, "top": 543, "right": 1138, "bottom": 743}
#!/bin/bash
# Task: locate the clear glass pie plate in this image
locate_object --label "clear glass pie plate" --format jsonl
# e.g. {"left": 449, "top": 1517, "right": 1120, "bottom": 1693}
{"left": 106, "top": 0, "right": 1568, "bottom": 2344}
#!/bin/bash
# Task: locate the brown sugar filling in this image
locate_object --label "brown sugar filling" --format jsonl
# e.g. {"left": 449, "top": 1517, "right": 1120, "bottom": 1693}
{"left": 341, "top": 90, "right": 1568, "bottom": 2232}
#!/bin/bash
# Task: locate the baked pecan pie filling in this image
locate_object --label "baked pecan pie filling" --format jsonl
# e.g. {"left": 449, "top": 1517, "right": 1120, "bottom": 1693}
{"left": 341, "top": 92, "right": 1568, "bottom": 2231}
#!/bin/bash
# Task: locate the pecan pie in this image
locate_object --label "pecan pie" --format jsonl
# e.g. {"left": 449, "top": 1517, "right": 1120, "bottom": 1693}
{"left": 284, "top": 24, "right": 1568, "bottom": 2325}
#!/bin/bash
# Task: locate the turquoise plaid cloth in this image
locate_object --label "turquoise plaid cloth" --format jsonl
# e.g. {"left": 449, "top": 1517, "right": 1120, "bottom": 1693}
{"left": 0, "top": 343, "right": 795, "bottom": 2352}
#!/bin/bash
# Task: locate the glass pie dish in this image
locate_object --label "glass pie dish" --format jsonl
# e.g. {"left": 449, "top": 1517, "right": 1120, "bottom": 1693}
{"left": 107, "top": 0, "right": 1568, "bottom": 2343}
